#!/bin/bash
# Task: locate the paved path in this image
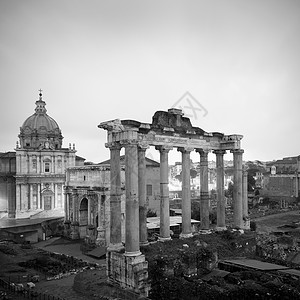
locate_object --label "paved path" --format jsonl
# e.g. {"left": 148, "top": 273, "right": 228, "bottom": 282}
{"left": 34, "top": 237, "right": 106, "bottom": 266}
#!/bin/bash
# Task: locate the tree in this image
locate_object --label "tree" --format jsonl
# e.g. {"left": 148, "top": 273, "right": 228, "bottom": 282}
{"left": 225, "top": 182, "right": 234, "bottom": 198}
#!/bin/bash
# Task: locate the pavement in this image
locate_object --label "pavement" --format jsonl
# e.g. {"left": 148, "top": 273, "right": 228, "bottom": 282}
{"left": 34, "top": 237, "right": 106, "bottom": 266}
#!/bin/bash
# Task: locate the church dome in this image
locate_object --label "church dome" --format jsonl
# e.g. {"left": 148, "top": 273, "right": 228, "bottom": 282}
{"left": 18, "top": 91, "right": 63, "bottom": 150}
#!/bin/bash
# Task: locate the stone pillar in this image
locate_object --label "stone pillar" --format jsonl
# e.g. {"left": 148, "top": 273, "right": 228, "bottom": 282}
{"left": 71, "top": 192, "right": 80, "bottom": 239}
{"left": 214, "top": 150, "right": 226, "bottom": 230}
{"left": 138, "top": 145, "right": 149, "bottom": 246}
{"left": 178, "top": 147, "right": 193, "bottom": 238}
{"left": 197, "top": 149, "right": 210, "bottom": 230}
{"left": 37, "top": 183, "right": 42, "bottom": 209}
{"left": 7, "top": 177, "right": 16, "bottom": 218}
{"left": 125, "top": 142, "right": 141, "bottom": 256}
{"left": 156, "top": 146, "right": 172, "bottom": 241}
{"left": 64, "top": 192, "right": 67, "bottom": 220}
{"left": 88, "top": 197, "right": 91, "bottom": 225}
{"left": 108, "top": 143, "right": 123, "bottom": 251}
{"left": 295, "top": 173, "right": 299, "bottom": 197}
{"left": 96, "top": 194, "right": 106, "bottom": 246}
{"left": 242, "top": 167, "right": 250, "bottom": 229}
{"left": 231, "top": 149, "right": 244, "bottom": 229}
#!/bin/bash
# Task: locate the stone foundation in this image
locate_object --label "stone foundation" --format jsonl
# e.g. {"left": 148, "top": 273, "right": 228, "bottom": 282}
{"left": 70, "top": 222, "right": 80, "bottom": 239}
{"left": 107, "top": 251, "right": 149, "bottom": 297}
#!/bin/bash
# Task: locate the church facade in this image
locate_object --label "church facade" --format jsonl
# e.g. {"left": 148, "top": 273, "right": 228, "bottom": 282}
{"left": 0, "top": 91, "right": 82, "bottom": 219}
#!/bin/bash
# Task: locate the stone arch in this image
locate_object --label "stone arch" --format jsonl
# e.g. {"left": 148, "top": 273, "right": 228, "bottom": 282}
{"left": 79, "top": 197, "right": 88, "bottom": 226}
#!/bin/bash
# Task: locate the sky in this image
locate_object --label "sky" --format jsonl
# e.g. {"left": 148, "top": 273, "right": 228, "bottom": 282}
{"left": 1, "top": 0, "right": 300, "bottom": 164}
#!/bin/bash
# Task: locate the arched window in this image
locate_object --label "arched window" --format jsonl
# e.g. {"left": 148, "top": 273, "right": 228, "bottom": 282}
{"left": 45, "top": 162, "right": 50, "bottom": 173}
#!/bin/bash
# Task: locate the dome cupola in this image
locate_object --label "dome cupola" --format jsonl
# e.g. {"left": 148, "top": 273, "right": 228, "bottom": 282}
{"left": 18, "top": 90, "right": 63, "bottom": 150}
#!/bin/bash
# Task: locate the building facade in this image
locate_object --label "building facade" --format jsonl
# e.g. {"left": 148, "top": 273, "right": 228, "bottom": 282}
{"left": 263, "top": 156, "right": 300, "bottom": 206}
{"left": 64, "top": 156, "right": 160, "bottom": 245}
{"left": 3, "top": 91, "right": 81, "bottom": 219}
{"left": 0, "top": 152, "right": 16, "bottom": 218}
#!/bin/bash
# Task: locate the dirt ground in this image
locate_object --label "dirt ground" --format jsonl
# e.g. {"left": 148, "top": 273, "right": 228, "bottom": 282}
{"left": 1, "top": 210, "right": 300, "bottom": 299}
{"left": 254, "top": 209, "right": 300, "bottom": 233}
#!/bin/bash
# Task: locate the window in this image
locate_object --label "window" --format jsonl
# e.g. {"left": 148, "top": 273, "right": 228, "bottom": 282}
{"left": 32, "top": 159, "right": 37, "bottom": 169}
{"left": 146, "top": 184, "right": 153, "bottom": 196}
{"left": 45, "top": 162, "right": 50, "bottom": 173}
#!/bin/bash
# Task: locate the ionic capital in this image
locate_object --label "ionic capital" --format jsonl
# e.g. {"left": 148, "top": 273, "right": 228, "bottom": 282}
{"left": 230, "top": 149, "right": 244, "bottom": 155}
{"left": 195, "top": 148, "right": 210, "bottom": 156}
{"left": 138, "top": 142, "right": 149, "bottom": 151}
{"left": 155, "top": 145, "right": 173, "bottom": 153}
{"left": 213, "top": 149, "right": 227, "bottom": 156}
{"left": 177, "top": 146, "right": 194, "bottom": 153}
{"left": 105, "top": 142, "right": 122, "bottom": 151}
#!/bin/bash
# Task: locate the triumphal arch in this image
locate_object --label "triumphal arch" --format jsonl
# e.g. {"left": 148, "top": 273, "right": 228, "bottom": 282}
{"left": 99, "top": 108, "right": 249, "bottom": 296}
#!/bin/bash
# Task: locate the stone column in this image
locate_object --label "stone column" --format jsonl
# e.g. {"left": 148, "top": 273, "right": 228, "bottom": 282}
{"left": 125, "top": 142, "right": 141, "bottom": 256}
{"left": 242, "top": 167, "right": 250, "bottom": 229}
{"left": 108, "top": 143, "right": 123, "bottom": 251}
{"left": 138, "top": 145, "right": 149, "bottom": 246}
{"left": 231, "top": 149, "right": 244, "bottom": 229}
{"left": 156, "top": 146, "right": 173, "bottom": 241}
{"left": 178, "top": 147, "right": 193, "bottom": 238}
{"left": 64, "top": 192, "right": 70, "bottom": 221}
{"left": 197, "top": 149, "right": 210, "bottom": 230}
{"left": 214, "top": 150, "right": 226, "bottom": 230}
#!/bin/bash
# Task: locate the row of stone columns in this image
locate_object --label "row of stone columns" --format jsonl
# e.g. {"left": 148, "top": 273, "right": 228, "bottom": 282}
{"left": 108, "top": 142, "right": 248, "bottom": 257}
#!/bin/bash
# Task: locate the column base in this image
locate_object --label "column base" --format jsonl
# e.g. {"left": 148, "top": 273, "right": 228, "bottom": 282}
{"left": 199, "top": 229, "right": 212, "bottom": 235}
{"left": 158, "top": 236, "right": 172, "bottom": 242}
{"left": 241, "top": 217, "right": 251, "bottom": 230}
{"left": 140, "top": 241, "right": 150, "bottom": 247}
{"left": 215, "top": 226, "right": 227, "bottom": 232}
{"left": 179, "top": 232, "right": 193, "bottom": 239}
{"left": 107, "top": 243, "right": 124, "bottom": 252}
{"left": 124, "top": 250, "right": 142, "bottom": 257}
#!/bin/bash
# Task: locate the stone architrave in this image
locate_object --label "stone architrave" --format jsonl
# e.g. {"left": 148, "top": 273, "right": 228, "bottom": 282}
{"left": 178, "top": 147, "right": 193, "bottom": 238}
{"left": 197, "top": 149, "right": 210, "bottom": 230}
{"left": 156, "top": 145, "right": 173, "bottom": 241}
{"left": 124, "top": 140, "right": 141, "bottom": 256}
{"left": 108, "top": 143, "right": 123, "bottom": 251}
{"left": 214, "top": 150, "right": 226, "bottom": 230}
{"left": 231, "top": 149, "right": 244, "bottom": 229}
{"left": 138, "top": 144, "right": 149, "bottom": 246}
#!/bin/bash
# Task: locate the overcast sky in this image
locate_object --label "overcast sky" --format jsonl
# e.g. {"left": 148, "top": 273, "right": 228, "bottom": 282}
{"left": 1, "top": 0, "right": 300, "bottom": 164}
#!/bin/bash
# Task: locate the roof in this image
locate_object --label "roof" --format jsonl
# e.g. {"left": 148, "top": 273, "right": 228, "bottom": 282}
{"left": 75, "top": 155, "right": 86, "bottom": 161}
{"left": 0, "top": 152, "right": 16, "bottom": 158}
{"left": 99, "top": 155, "right": 159, "bottom": 167}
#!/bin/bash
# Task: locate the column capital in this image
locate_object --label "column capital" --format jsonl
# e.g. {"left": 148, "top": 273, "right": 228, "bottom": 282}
{"left": 138, "top": 142, "right": 149, "bottom": 151}
{"left": 177, "top": 146, "right": 194, "bottom": 153}
{"left": 230, "top": 149, "right": 244, "bottom": 155}
{"left": 105, "top": 142, "right": 122, "bottom": 150}
{"left": 155, "top": 145, "right": 173, "bottom": 153}
{"left": 213, "top": 149, "right": 227, "bottom": 155}
{"left": 195, "top": 148, "right": 210, "bottom": 156}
